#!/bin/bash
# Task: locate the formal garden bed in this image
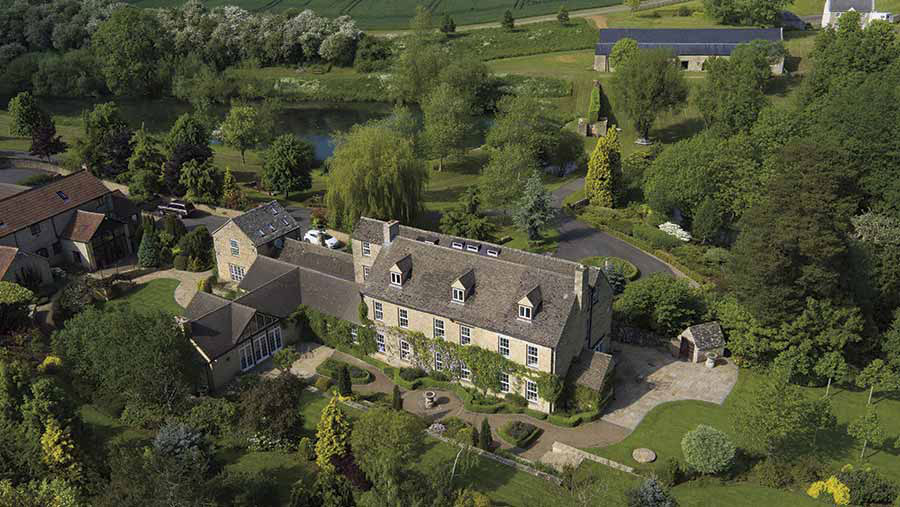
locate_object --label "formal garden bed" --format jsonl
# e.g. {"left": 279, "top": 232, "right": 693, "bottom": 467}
{"left": 499, "top": 420, "right": 543, "bottom": 448}
{"left": 314, "top": 358, "right": 374, "bottom": 385}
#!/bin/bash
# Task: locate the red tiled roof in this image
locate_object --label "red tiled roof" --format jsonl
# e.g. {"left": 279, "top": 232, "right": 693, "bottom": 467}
{"left": 0, "top": 171, "right": 110, "bottom": 238}
{"left": 0, "top": 246, "right": 18, "bottom": 279}
{"left": 60, "top": 210, "right": 106, "bottom": 242}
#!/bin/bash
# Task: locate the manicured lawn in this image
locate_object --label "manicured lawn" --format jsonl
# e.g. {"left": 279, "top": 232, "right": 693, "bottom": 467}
{"left": 604, "top": 2, "right": 723, "bottom": 29}
{"left": 80, "top": 404, "right": 154, "bottom": 446}
{"left": 105, "top": 278, "right": 183, "bottom": 316}
{"left": 588, "top": 367, "right": 900, "bottom": 486}
{"left": 673, "top": 482, "right": 820, "bottom": 506}
{"left": 218, "top": 448, "right": 312, "bottom": 504}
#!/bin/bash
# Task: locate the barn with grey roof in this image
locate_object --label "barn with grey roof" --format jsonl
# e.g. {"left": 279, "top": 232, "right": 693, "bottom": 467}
{"left": 593, "top": 28, "right": 784, "bottom": 74}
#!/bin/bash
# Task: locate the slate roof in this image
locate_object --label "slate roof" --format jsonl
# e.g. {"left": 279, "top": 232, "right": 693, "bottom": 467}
{"left": 361, "top": 236, "right": 580, "bottom": 349}
{"left": 188, "top": 301, "right": 257, "bottom": 360}
{"left": 595, "top": 28, "right": 783, "bottom": 56}
{"left": 0, "top": 183, "right": 27, "bottom": 200}
{"left": 353, "top": 218, "right": 385, "bottom": 245}
{"left": 60, "top": 210, "right": 106, "bottom": 242}
{"left": 829, "top": 0, "right": 875, "bottom": 12}
{"left": 569, "top": 351, "right": 615, "bottom": 392}
{"left": 0, "top": 246, "right": 18, "bottom": 280}
{"left": 272, "top": 238, "right": 355, "bottom": 282}
{"left": 239, "top": 255, "right": 361, "bottom": 324}
{"left": 684, "top": 322, "right": 725, "bottom": 350}
{"left": 184, "top": 291, "right": 230, "bottom": 321}
{"left": 0, "top": 170, "right": 110, "bottom": 238}
{"left": 223, "top": 200, "right": 301, "bottom": 246}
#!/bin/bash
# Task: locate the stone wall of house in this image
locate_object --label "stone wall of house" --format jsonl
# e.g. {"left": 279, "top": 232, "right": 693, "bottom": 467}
{"left": 2, "top": 252, "right": 52, "bottom": 285}
{"left": 212, "top": 221, "right": 258, "bottom": 283}
{"left": 351, "top": 238, "right": 382, "bottom": 285}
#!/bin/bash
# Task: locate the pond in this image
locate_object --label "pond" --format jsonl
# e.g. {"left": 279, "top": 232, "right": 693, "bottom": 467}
{"left": 38, "top": 98, "right": 489, "bottom": 161}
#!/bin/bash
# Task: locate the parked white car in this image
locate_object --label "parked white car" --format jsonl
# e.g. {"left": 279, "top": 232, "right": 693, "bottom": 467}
{"left": 303, "top": 229, "right": 340, "bottom": 249}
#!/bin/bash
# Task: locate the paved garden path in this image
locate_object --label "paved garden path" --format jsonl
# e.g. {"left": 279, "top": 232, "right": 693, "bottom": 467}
{"left": 329, "top": 350, "right": 631, "bottom": 462}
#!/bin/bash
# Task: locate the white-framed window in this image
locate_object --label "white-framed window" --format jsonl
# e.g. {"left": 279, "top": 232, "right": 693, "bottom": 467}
{"left": 499, "top": 373, "right": 510, "bottom": 393}
{"left": 30, "top": 223, "right": 41, "bottom": 236}
{"left": 351, "top": 326, "right": 358, "bottom": 344}
{"left": 362, "top": 241, "right": 371, "bottom": 256}
{"left": 452, "top": 287, "right": 465, "bottom": 303}
{"left": 460, "top": 325, "right": 471, "bottom": 345}
{"left": 518, "top": 305, "right": 532, "bottom": 320}
{"left": 363, "top": 265, "right": 370, "bottom": 280}
{"left": 253, "top": 334, "right": 270, "bottom": 362}
{"left": 390, "top": 272, "right": 402, "bottom": 286}
{"left": 376, "top": 332, "right": 385, "bottom": 353}
{"left": 230, "top": 239, "right": 240, "bottom": 256}
{"left": 374, "top": 301, "right": 383, "bottom": 321}
{"left": 526, "top": 380, "right": 538, "bottom": 402}
{"left": 527, "top": 345, "right": 538, "bottom": 368}
{"left": 400, "top": 340, "right": 411, "bottom": 361}
{"left": 460, "top": 361, "right": 470, "bottom": 381}
{"left": 398, "top": 308, "right": 409, "bottom": 328}
{"left": 433, "top": 318, "right": 445, "bottom": 339}
{"left": 239, "top": 342, "right": 255, "bottom": 371}
{"left": 268, "top": 326, "right": 283, "bottom": 351}
{"left": 229, "top": 264, "right": 245, "bottom": 281}
{"left": 498, "top": 336, "right": 510, "bottom": 357}
{"left": 435, "top": 351, "right": 443, "bottom": 370}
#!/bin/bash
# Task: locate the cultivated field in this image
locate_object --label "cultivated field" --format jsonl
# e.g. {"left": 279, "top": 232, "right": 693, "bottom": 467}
{"left": 125, "top": 0, "right": 621, "bottom": 28}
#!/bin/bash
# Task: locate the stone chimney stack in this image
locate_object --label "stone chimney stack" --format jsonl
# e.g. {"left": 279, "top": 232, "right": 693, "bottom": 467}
{"left": 575, "top": 264, "right": 589, "bottom": 311}
{"left": 383, "top": 220, "right": 400, "bottom": 245}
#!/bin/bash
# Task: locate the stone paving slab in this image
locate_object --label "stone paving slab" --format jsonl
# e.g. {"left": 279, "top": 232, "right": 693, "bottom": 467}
{"left": 601, "top": 343, "right": 738, "bottom": 430}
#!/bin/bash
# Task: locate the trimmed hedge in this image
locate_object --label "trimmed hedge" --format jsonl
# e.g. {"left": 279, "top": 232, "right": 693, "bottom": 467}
{"left": 580, "top": 256, "right": 640, "bottom": 280}
{"left": 499, "top": 420, "right": 542, "bottom": 448}
{"left": 548, "top": 409, "right": 602, "bottom": 427}
{"left": 315, "top": 359, "right": 373, "bottom": 385}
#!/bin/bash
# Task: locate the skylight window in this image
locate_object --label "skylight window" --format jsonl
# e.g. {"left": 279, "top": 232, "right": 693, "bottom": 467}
{"left": 281, "top": 218, "right": 290, "bottom": 226}
{"left": 271, "top": 206, "right": 279, "bottom": 215}
{"left": 486, "top": 249, "right": 500, "bottom": 257}
{"left": 268, "top": 224, "right": 276, "bottom": 232}
{"left": 466, "top": 244, "right": 479, "bottom": 252}
{"left": 56, "top": 191, "right": 68, "bottom": 201}
{"left": 258, "top": 229, "right": 266, "bottom": 237}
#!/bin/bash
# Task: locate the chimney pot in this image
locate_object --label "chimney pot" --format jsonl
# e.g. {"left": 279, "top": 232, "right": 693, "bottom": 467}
{"left": 383, "top": 220, "right": 399, "bottom": 245}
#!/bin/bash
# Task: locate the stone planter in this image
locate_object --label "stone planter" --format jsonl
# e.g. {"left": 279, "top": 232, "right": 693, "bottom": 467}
{"left": 705, "top": 353, "right": 718, "bottom": 369}
{"left": 424, "top": 391, "right": 436, "bottom": 409}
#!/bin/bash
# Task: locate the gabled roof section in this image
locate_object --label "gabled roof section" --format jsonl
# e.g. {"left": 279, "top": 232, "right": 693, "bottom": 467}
{"left": 391, "top": 254, "right": 412, "bottom": 275}
{"left": 570, "top": 351, "right": 614, "bottom": 392}
{"left": 235, "top": 268, "right": 303, "bottom": 319}
{"left": 273, "top": 238, "right": 355, "bottom": 282}
{"left": 188, "top": 299, "right": 257, "bottom": 360}
{"left": 0, "top": 170, "right": 110, "bottom": 238}
{"left": 829, "top": 0, "right": 875, "bottom": 12}
{"left": 453, "top": 269, "right": 475, "bottom": 290}
{"left": 60, "top": 210, "right": 106, "bottom": 242}
{"left": 223, "top": 200, "right": 301, "bottom": 246}
{"left": 518, "top": 286, "right": 542, "bottom": 308}
{"left": 0, "top": 246, "right": 18, "bottom": 280}
{"left": 595, "top": 28, "right": 783, "bottom": 56}
{"left": 184, "top": 291, "right": 230, "bottom": 320}
{"left": 684, "top": 322, "right": 725, "bottom": 350}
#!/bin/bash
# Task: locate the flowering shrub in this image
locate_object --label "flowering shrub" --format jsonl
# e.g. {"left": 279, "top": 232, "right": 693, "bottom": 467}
{"left": 658, "top": 222, "right": 692, "bottom": 242}
{"left": 38, "top": 356, "right": 63, "bottom": 373}
{"left": 247, "top": 432, "right": 293, "bottom": 452}
{"left": 807, "top": 476, "right": 851, "bottom": 505}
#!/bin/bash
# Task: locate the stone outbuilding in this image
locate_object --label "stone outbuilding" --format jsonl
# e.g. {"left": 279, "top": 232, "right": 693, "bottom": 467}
{"left": 671, "top": 322, "right": 725, "bottom": 363}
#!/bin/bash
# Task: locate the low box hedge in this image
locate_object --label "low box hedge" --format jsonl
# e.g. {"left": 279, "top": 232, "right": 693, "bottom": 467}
{"left": 315, "top": 359, "right": 373, "bottom": 385}
{"left": 499, "top": 420, "right": 542, "bottom": 448}
{"left": 524, "top": 408, "right": 548, "bottom": 420}
{"left": 548, "top": 409, "right": 601, "bottom": 427}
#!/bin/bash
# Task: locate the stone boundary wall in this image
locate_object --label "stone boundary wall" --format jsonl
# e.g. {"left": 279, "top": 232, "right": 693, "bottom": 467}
{"left": 427, "top": 431, "right": 563, "bottom": 486}
{"left": 551, "top": 441, "right": 636, "bottom": 475}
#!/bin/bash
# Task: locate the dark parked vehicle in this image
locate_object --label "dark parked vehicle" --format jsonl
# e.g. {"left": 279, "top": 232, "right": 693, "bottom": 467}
{"left": 157, "top": 200, "right": 195, "bottom": 217}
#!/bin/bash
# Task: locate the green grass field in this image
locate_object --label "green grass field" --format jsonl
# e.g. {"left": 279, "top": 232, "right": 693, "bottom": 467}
{"left": 104, "top": 278, "right": 184, "bottom": 316}
{"left": 124, "top": 0, "right": 621, "bottom": 29}
{"left": 588, "top": 367, "right": 900, "bottom": 491}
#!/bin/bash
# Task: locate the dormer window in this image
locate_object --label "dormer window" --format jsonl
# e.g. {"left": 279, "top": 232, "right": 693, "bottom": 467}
{"left": 390, "top": 272, "right": 402, "bottom": 286}
{"left": 466, "top": 243, "right": 479, "bottom": 252}
{"left": 452, "top": 287, "right": 465, "bottom": 303}
{"left": 451, "top": 241, "right": 464, "bottom": 250}
{"left": 518, "top": 305, "right": 532, "bottom": 321}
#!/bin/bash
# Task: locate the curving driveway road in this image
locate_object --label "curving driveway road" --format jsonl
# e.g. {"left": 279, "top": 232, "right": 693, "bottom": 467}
{"left": 552, "top": 178, "right": 677, "bottom": 279}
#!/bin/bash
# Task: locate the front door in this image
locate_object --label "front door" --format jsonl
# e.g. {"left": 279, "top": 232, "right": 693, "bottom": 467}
{"left": 679, "top": 338, "right": 694, "bottom": 361}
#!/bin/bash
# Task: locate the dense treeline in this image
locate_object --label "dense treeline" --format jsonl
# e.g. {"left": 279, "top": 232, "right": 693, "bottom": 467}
{"left": 0, "top": 0, "right": 362, "bottom": 99}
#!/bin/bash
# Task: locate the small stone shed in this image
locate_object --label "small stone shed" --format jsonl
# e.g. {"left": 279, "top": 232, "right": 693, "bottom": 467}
{"left": 671, "top": 322, "right": 725, "bottom": 363}
{"left": 566, "top": 351, "right": 615, "bottom": 412}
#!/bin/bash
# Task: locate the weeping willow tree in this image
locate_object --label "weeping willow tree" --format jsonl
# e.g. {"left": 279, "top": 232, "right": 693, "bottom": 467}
{"left": 326, "top": 124, "right": 428, "bottom": 230}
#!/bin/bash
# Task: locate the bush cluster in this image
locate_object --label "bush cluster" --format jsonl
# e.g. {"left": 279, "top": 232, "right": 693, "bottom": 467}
{"left": 398, "top": 367, "right": 426, "bottom": 382}
{"left": 499, "top": 420, "right": 540, "bottom": 448}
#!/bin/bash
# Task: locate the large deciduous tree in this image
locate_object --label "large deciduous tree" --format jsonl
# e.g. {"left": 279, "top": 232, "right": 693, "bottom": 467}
{"left": 179, "top": 159, "right": 222, "bottom": 205}
{"left": 6, "top": 92, "right": 42, "bottom": 137}
{"left": 422, "top": 82, "right": 474, "bottom": 171}
{"left": 702, "top": 0, "right": 792, "bottom": 26}
{"left": 486, "top": 95, "right": 561, "bottom": 163}
{"left": 91, "top": 7, "right": 170, "bottom": 96}
{"left": 393, "top": 40, "right": 450, "bottom": 102}
{"left": 585, "top": 127, "right": 621, "bottom": 207}
{"left": 614, "top": 273, "right": 704, "bottom": 337}
{"left": 351, "top": 407, "right": 426, "bottom": 503}
{"left": 695, "top": 50, "right": 770, "bottom": 137}
{"left": 612, "top": 48, "right": 688, "bottom": 142}
{"left": 325, "top": 124, "right": 426, "bottom": 229}
{"left": 163, "top": 114, "right": 212, "bottom": 195}
{"left": 29, "top": 113, "right": 67, "bottom": 161}
{"left": 220, "top": 104, "right": 263, "bottom": 166}
{"left": 261, "top": 134, "right": 314, "bottom": 200}
{"left": 73, "top": 102, "right": 133, "bottom": 177}
{"left": 729, "top": 143, "right": 859, "bottom": 325}
{"left": 479, "top": 144, "right": 540, "bottom": 209}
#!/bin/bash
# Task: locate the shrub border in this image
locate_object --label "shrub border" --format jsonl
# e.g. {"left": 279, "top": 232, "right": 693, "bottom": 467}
{"left": 498, "top": 421, "right": 543, "bottom": 448}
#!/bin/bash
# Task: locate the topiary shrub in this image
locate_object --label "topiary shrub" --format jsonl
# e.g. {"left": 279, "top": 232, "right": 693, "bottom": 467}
{"left": 398, "top": 367, "right": 426, "bottom": 382}
{"left": 681, "top": 424, "right": 735, "bottom": 475}
{"left": 315, "top": 376, "right": 332, "bottom": 392}
{"left": 499, "top": 420, "right": 541, "bottom": 448}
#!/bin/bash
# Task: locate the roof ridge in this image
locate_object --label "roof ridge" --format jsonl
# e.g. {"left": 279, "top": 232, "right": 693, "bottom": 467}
{"left": 0, "top": 169, "right": 93, "bottom": 206}
{"left": 188, "top": 292, "right": 234, "bottom": 322}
